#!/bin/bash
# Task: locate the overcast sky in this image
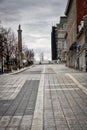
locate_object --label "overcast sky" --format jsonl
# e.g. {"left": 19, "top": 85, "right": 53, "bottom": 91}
{"left": 0, "top": 0, "right": 67, "bottom": 61}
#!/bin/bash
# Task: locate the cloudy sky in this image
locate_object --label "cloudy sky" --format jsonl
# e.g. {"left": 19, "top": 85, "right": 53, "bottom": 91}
{"left": 0, "top": 0, "right": 67, "bottom": 61}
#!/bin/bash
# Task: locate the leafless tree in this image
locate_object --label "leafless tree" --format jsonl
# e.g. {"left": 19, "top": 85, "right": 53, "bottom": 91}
{"left": 0, "top": 24, "right": 17, "bottom": 72}
{"left": 23, "top": 46, "right": 34, "bottom": 64}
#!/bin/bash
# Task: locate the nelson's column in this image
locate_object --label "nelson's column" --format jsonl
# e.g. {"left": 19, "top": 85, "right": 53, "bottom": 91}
{"left": 17, "top": 24, "right": 23, "bottom": 68}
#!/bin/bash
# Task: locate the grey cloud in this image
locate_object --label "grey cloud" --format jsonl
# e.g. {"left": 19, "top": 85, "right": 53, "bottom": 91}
{"left": 0, "top": 0, "right": 67, "bottom": 22}
{"left": 0, "top": 0, "right": 68, "bottom": 60}
{"left": 0, "top": 0, "right": 5, "bottom": 3}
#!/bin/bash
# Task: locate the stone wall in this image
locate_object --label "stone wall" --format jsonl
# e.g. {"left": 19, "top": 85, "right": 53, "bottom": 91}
{"left": 65, "top": 0, "right": 77, "bottom": 66}
{"left": 66, "top": 0, "right": 77, "bottom": 51}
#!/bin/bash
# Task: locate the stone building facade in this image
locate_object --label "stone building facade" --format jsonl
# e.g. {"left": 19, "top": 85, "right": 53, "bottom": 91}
{"left": 57, "top": 16, "right": 67, "bottom": 62}
{"left": 65, "top": 0, "right": 77, "bottom": 67}
{"left": 65, "top": 0, "right": 87, "bottom": 71}
{"left": 76, "top": 16, "right": 87, "bottom": 71}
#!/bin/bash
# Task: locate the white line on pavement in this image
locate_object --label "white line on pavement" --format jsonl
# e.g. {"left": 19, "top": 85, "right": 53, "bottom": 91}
{"left": 82, "top": 83, "right": 87, "bottom": 85}
{"left": 66, "top": 73, "right": 87, "bottom": 95}
{"left": 45, "top": 83, "right": 75, "bottom": 86}
{"left": 31, "top": 65, "right": 45, "bottom": 130}
{"left": 45, "top": 88, "right": 79, "bottom": 91}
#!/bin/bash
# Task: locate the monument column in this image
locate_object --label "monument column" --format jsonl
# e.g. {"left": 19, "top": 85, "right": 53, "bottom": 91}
{"left": 17, "top": 24, "right": 22, "bottom": 68}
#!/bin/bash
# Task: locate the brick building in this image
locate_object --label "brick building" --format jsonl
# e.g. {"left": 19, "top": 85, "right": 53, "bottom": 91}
{"left": 65, "top": 0, "right": 87, "bottom": 71}
{"left": 76, "top": 0, "right": 87, "bottom": 31}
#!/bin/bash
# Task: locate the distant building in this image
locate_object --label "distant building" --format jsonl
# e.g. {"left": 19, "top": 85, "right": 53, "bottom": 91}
{"left": 57, "top": 16, "right": 67, "bottom": 62}
{"left": 40, "top": 52, "right": 44, "bottom": 62}
{"left": 65, "top": 0, "right": 87, "bottom": 71}
{"left": 51, "top": 26, "right": 57, "bottom": 61}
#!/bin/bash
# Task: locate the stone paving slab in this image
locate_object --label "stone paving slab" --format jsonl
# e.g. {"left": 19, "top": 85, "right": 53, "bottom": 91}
{"left": 43, "top": 65, "right": 87, "bottom": 130}
{"left": 31, "top": 66, "right": 45, "bottom": 130}
{"left": 66, "top": 73, "right": 87, "bottom": 96}
{"left": 0, "top": 74, "right": 40, "bottom": 129}
{"left": 0, "top": 64, "right": 87, "bottom": 130}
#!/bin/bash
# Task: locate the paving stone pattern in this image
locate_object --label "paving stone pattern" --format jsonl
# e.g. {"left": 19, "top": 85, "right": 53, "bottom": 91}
{"left": 0, "top": 79, "right": 39, "bottom": 130}
{"left": 71, "top": 73, "right": 87, "bottom": 88}
{"left": 0, "top": 65, "right": 87, "bottom": 130}
{"left": 43, "top": 66, "right": 87, "bottom": 130}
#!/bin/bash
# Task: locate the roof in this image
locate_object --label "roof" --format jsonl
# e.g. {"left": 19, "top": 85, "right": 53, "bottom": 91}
{"left": 52, "top": 26, "right": 57, "bottom": 33}
{"left": 56, "top": 16, "right": 67, "bottom": 29}
{"left": 59, "top": 16, "right": 67, "bottom": 28}
{"left": 65, "top": 0, "right": 73, "bottom": 15}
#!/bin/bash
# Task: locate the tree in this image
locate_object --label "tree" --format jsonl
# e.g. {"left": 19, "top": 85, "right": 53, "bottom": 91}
{"left": 0, "top": 25, "right": 8, "bottom": 72}
{"left": 0, "top": 24, "right": 17, "bottom": 72}
{"left": 0, "top": 33, "right": 5, "bottom": 73}
{"left": 4, "top": 28, "right": 16, "bottom": 68}
{"left": 23, "top": 45, "right": 34, "bottom": 65}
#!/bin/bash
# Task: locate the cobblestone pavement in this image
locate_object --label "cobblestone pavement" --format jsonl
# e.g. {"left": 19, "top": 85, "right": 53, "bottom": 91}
{"left": 0, "top": 64, "right": 87, "bottom": 130}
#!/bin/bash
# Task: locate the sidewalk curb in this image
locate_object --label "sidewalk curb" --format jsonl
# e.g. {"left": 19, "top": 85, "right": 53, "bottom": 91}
{"left": 9, "top": 65, "right": 35, "bottom": 75}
